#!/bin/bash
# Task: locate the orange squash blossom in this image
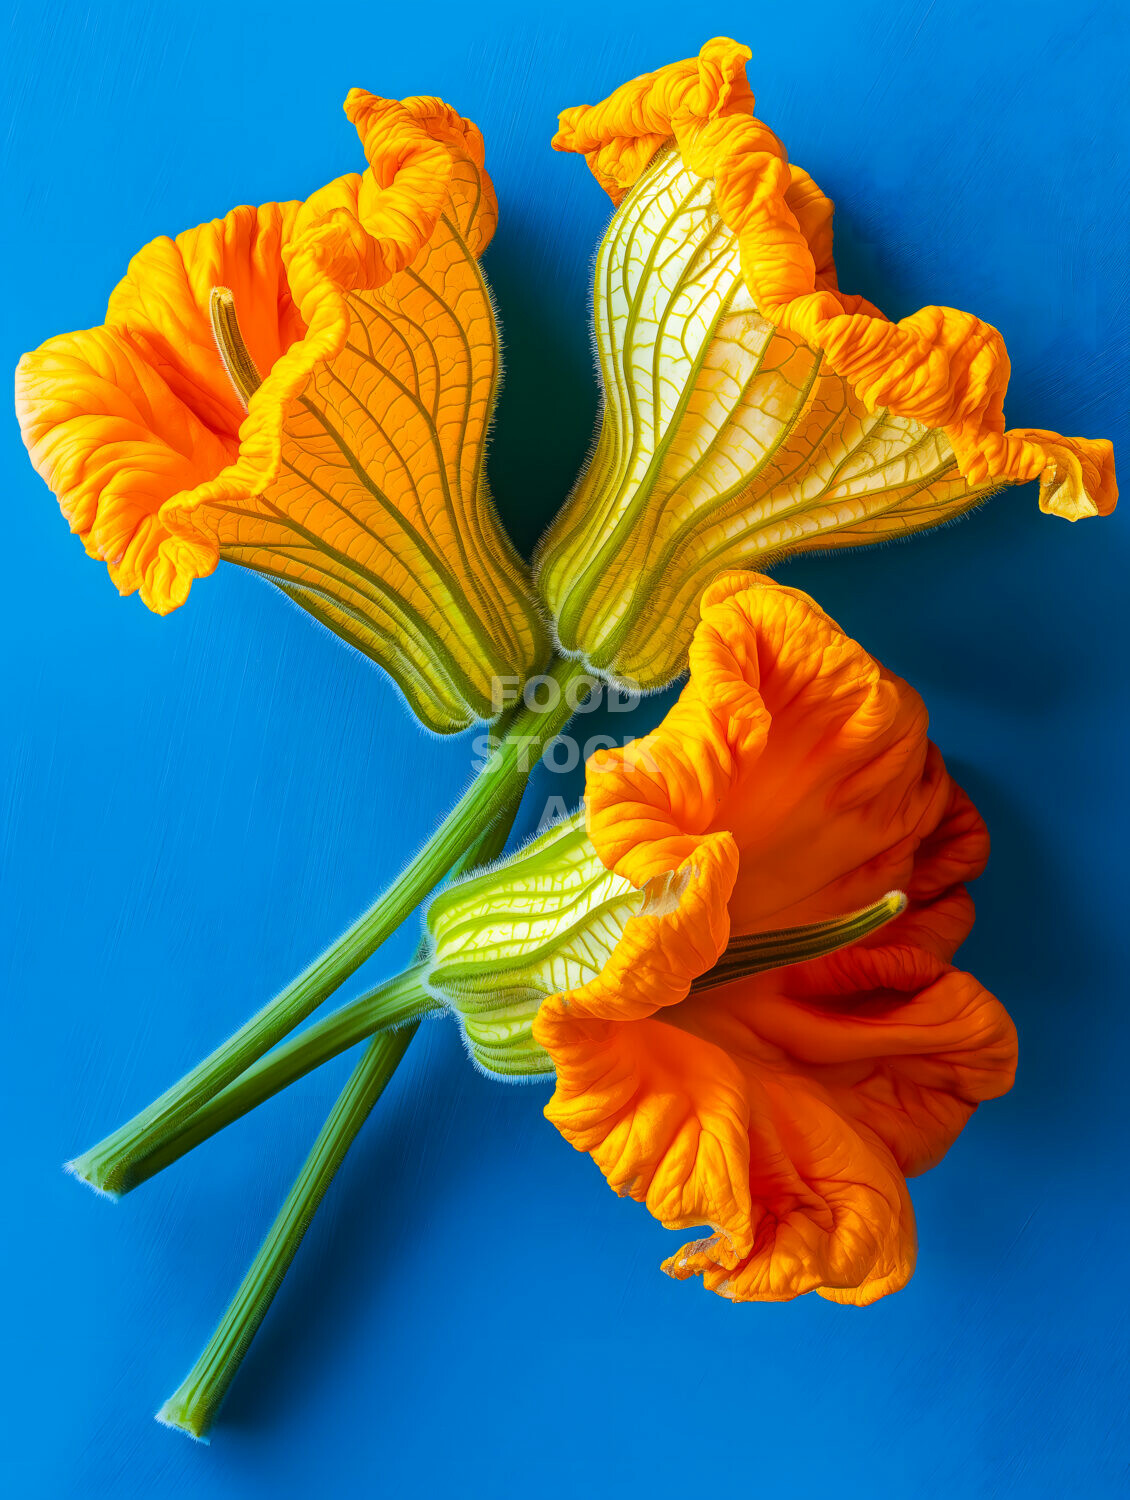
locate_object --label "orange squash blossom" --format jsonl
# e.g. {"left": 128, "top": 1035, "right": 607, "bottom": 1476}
{"left": 15, "top": 92, "right": 548, "bottom": 732}
{"left": 534, "top": 572, "right": 1018, "bottom": 1303}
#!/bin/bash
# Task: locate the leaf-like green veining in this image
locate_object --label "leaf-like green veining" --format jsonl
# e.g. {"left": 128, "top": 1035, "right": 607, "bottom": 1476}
{"left": 426, "top": 810, "right": 641, "bottom": 1077}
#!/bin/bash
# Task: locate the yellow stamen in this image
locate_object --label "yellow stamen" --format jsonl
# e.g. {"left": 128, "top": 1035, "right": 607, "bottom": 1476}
{"left": 209, "top": 287, "right": 262, "bottom": 408}
{"left": 692, "top": 891, "right": 908, "bottom": 992}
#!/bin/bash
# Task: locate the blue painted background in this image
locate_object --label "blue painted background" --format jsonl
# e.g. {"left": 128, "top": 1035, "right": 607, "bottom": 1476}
{"left": 3, "top": 2, "right": 1127, "bottom": 1494}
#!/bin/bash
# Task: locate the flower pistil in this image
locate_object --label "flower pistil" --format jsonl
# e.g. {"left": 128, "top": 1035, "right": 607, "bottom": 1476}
{"left": 208, "top": 287, "right": 262, "bottom": 408}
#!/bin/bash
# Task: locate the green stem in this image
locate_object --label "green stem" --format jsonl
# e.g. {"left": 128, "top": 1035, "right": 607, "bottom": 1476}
{"left": 125, "top": 965, "right": 438, "bottom": 1188}
{"left": 156, "top": 1023, "right": 415, "bottom": 1442}
{"left": 157, "top": 736, "right": 542, "bottom": 1441}
{"left": 68, "top": 656, "right": 590, "bottom": 1197}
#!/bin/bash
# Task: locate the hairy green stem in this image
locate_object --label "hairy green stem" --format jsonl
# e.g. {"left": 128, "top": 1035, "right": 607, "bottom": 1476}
{"left": 126, "top": 965, "right": 438, "bottom": 1187}
{"left": 156, "top": 742, "right": 543, "bottom": 1441}
{"left": 156, "top": 1023, "right": 416, "bottom": 1442}
{"left": 68, "top": 657, "right": 590, "bottom": 1197}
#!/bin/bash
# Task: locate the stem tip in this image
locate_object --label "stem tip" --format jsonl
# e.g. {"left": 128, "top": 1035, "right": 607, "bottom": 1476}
{"left": 155, "top": 1396, "right": 213, "bottom": 1444}
{"left": 63, "top": 1157, "right": 121, "bottom": 1202}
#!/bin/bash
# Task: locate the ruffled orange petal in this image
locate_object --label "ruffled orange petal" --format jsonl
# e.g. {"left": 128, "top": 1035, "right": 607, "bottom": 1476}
{"left": 14, "top": 326, "right": 226, "bottom": 611}
{"left": 663, "top": 1087, "right": 918, "bottom": 1305}
{"left": 587, "top": 572, "right": 953, "bottom": 932}
{"left": 766, "top": 949, "right": 1018, "bottom": 1174}
{"left": 536, "top": 832, "right": 740, "bottom": 1029}
{"left": 553, "top": 37, "right": 1116, "bottom": 520}
{"left": 14, "top": 200, "right": 307, "bottom": 611}
{"left": 661, "top": 932, "right": 1015, "bottom": 1304}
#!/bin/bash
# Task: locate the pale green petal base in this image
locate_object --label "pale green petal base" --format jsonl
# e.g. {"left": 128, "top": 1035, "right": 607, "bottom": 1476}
{"left": 536, "top": 146, "right": 1000, "bottom": 690}
{"left": 427, "top": 809, "right": 641, "bottom": 1076}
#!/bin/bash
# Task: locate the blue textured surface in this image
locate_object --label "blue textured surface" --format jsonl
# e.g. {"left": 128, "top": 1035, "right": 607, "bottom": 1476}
{"left": 3, "top": 2, "right": 1127, "bottom": 1494}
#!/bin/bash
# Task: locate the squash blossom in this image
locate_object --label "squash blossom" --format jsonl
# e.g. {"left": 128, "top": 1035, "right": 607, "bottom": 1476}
{"left": 536, "top": 38, "right": 1118, "bottom": 690}
{"left": 15, "top": 91, "right": 549, "bottom": 733}
{"left": 429, "top": 573, "right": 1017, "bottom": 1303}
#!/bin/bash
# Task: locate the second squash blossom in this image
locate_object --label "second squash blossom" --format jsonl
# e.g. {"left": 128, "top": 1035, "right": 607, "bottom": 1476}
{"left": 537, "top": 38, "right": 1117, "bottom": 689}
